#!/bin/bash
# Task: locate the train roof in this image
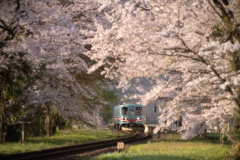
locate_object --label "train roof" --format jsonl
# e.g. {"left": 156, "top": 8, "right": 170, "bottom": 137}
{"left": 114, "top": 104, "right": 142, "bottom": 108}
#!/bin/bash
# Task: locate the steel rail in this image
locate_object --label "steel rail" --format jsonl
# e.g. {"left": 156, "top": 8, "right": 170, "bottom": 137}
{"left": 0, "top": 133, "right": 151, "bottom": 160}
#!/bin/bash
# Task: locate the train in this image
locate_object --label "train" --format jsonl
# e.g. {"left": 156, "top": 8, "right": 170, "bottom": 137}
{"left": 113, "top": 103, "right": 144, "bottom": 130}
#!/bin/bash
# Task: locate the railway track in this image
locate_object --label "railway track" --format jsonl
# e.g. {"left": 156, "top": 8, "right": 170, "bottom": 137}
{"left": 0, "top": 133, "right": 151, "bottom": 160}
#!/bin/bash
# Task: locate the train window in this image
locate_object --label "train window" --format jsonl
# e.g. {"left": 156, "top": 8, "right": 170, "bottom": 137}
{"left": 130, "top": 109, "right": 134, "bottom": 115}
{"left": 121, "top": 107, "right": 128, "bottom": 116}
{"left": 136, "top": 107, "right": 142, "bottom": 116}
{"left": 115, "top": 109, "right": 120, "bottom": 117}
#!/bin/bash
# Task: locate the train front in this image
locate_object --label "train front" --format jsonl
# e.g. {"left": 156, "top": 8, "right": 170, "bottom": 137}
{"left": 120, "top": 105, "right": 143, "bottom": 127}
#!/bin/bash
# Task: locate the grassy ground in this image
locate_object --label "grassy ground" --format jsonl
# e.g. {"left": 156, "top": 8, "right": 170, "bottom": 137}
{"left": 0, "top": 128, "right": 128, "bottom": 154}
{"left": 94, "top": 133, "right": 234, "bottom": 160}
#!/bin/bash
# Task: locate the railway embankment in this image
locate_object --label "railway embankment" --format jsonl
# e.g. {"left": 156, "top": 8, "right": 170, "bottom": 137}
{"left": 0, "top": 130, "right": 149, "bottom": 160}
{"left": 0, "top": 128, "right": 130, "bottom": 155}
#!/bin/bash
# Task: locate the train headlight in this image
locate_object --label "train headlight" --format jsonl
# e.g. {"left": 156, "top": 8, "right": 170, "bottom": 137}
{"left": 137, "top": 117, "right": 139, "bottom": 120}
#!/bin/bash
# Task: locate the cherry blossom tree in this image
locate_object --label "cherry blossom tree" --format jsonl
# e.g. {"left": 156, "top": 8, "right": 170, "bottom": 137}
{"left": 0, "top": 0, "right": 115, "bottom": 141}
{"left": 85, "top": 0, "right": 240, "bottom": 154}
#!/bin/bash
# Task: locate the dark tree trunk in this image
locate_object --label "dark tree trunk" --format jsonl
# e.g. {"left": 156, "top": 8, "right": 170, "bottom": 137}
{"left": 0, "top": 113, "right": 6, "bottom": 144}
{"left": 45, "top": 114, "right": 50, "bottom": 137}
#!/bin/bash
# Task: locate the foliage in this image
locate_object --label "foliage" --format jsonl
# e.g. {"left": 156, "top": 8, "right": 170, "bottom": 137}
{"left": 100, "top": 105, "right": 114, "bottom": 123}
{"left": 0, "top": 41, "right": 39, "bottom": 143}
{"left": 24, "top": 105, "right": 69, "bottom": 137}
{"left": 100, "top": 89, "right": 119, "bottom": 103}
{"left": 210, "top": 24, "right": 226, "bottom": 41}
{"left": 99, "top": 89, "right": 120, "bottom": 123}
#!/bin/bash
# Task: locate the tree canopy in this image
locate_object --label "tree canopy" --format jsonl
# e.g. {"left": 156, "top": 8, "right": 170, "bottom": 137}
{"left": 85, "top": 0, "right": 240, "bottom": 153}
{"left": 0, "top": 0, "right": 118, "bottom": 142}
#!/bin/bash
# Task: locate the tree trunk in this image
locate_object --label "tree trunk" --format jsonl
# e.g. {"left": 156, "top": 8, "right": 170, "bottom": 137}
{"left": 0, "top": 113, "right": 6, "bottom": 144}
{"left": 0, "top": 113, "right": 3, "bottom": 144}
{"left": 46, "top": 114, "right": 50, "bottom": 137}
{"left": 21, "top": 123, "right": 25, "bottom": 144}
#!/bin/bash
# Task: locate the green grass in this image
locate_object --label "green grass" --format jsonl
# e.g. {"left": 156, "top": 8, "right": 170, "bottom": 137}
{"left": 0, "top": 128, "right": 128, "bottom": 154}
{"left": 94, "top": 133, "right": 234, "bottom": 160}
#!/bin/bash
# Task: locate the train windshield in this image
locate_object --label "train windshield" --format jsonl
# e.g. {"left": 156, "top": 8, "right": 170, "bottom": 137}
{"left": 130, "top": 109, "right": 134, "bottom": 115}
{"left": 136, "top": 107, "right": 142, "bottom": 116}
{"left": 121, "top": 107, "right": 128, "bottom": 116}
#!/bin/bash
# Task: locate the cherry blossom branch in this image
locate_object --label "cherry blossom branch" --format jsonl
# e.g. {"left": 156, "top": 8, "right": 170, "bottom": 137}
{"left": 206, "top": 0, "right": 223, "bottom": 20}
{"left": 16, "top": 0, "right": 20, "bottom": 11}
{"left": 136, "top": 2, "right": 153, "bottom": 11}
{"left": 222, "top": 128, "right": 237, "bottom": 143}
{"left": 158, "top": 51, "right": 204, "bottom": 63}
{"left": 0, "top": 18, "right": 17, "bottom": 41}
{"left": 225, "top": 23, "right": 240, "bottom": 43}
{"left": 177, "top": 37, "right": 240, "bottom": 107}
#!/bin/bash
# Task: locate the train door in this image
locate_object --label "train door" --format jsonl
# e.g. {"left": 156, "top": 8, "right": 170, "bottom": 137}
{"left": 129, "top": 107, "right": 135, "bottom": 123}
